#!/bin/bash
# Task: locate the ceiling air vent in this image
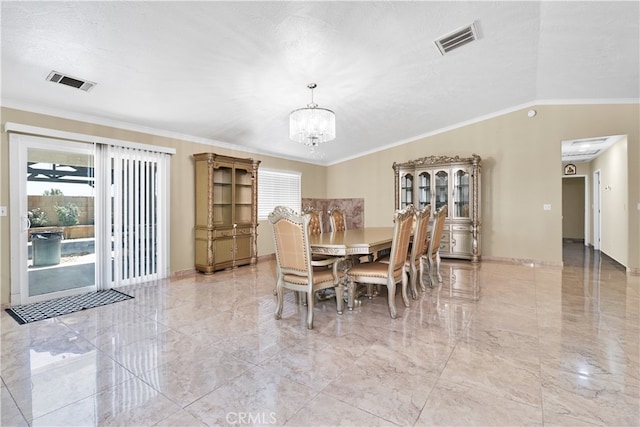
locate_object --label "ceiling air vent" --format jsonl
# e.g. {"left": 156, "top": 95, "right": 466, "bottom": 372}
{"left": 46, "top": 71, "right": 96, "bottom": 92}
{"left": 434, "top": 22, "right": 479, "bottom": 55}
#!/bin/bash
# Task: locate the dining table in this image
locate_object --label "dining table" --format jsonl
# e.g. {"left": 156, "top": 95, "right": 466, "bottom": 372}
{"left": 308, "top": 226, "right": 395, "bottom": 257}
{"left": 308, "top": 227, "right": 395, "bottom": 309}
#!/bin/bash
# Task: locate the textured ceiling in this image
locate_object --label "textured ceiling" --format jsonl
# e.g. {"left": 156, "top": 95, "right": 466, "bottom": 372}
{"left": 2, "top": 1, "right": 638, "bottom": 165}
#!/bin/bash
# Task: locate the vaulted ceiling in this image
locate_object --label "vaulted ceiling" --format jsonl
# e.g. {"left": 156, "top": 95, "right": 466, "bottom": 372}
{"left": 2, "top": 1, "right": 638, "bottom": 165}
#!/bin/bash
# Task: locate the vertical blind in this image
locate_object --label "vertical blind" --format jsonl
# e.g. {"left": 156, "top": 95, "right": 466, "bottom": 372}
{"left": 258, "top": 169, "right": 301, "bottom": 220}
{"left": 109, "top": 145, "right": 171, "bottom": 285}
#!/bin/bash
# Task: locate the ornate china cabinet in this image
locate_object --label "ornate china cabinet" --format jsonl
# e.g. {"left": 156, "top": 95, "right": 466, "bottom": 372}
{"left": 193, "top": 153, "right": 260, "bottom": 273}
{"left": 393, "top": 154, "right": 481, "bottom": 262}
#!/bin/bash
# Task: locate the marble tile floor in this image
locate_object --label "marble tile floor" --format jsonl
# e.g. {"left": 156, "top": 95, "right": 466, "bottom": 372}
{"left": 1, "top": 242, "right": 638, "bottom": 426}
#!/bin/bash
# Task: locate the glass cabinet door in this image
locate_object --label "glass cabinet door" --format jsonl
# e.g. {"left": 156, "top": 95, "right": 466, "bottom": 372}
{"left": 453, "top": 168, "right": 470, "bottom": 218}
{"left": 418, "top": 171, "right": 431, "bottom": 209}
{"left": 435, "top": 170, "right": 448, "bottom": 213}
{"left": 400, "top": 173, "right": 413, "bottom": 208}
{"left": 213, "top": 164, "right": 233, "bottom": 225}
{"left": 234, "top": 166, "right": 253, "bottom": 225}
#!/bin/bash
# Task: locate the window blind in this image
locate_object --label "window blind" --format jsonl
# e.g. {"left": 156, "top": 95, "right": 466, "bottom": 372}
{"left": 258, "top": 169, "right": 301, "bottom": 220}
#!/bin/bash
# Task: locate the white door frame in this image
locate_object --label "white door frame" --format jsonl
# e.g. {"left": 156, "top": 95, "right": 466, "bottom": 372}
{"left": 583, "top": 174, "right": 590, "bottom": 246}
{"left": 593, "top": 169, "right": 602, "bottom": 251}
{"left": 9, "top": 134, "right": 102, "bottom": 305}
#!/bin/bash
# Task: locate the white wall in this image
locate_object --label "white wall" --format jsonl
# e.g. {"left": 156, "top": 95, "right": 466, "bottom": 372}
{"left": 591, "top": 136, "right": 629, "bottom": 266}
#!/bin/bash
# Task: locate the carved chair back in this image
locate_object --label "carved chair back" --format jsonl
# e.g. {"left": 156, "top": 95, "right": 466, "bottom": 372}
{"left": 328, "top": 207, "right": 347, "bottom": 232}
{"left": 302, "top": 206, "right": 324, "bottom": 235}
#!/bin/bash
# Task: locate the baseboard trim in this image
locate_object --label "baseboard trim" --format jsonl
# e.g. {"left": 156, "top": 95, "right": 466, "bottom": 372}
{"left": 258, "top": 253, "right": 276, "bottom": 262}
{"left": 172, "top": 253, "right": 630, "bottom": 274}
{"left": 481, "top": 256, "right": 563, "bottom": 268}
{"left": 172, "top": 268, "right": 196, "bottom": 277}
{"left": 172, "top": 256, "right": 275, "bottom": 277}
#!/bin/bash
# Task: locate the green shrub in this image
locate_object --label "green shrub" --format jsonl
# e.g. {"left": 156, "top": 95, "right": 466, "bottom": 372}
{"left": 27, "top": 208, "right": 49, "bottom": 227}
{"left": 43, "top": 188, "right": 64, "bottom": 196}
{"left": 54, "top": 203, "right": 79, "bottom": 226}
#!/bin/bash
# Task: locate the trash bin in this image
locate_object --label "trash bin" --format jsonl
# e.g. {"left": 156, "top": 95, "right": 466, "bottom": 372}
{"left": 32, "top": 230, "right": 63, "bottom": 266}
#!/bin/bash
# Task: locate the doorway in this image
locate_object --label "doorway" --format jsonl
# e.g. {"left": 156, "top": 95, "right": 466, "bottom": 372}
{"left": 561, "top": 134, "right": 628, "bottom": 267}
{"left": 10, "top": 136, "right": 100, "bottom": 304}
{"left": 562, "top": 175, "right": 588, "bottom": 244}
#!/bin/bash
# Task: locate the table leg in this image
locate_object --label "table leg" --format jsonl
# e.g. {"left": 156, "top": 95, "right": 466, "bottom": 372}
{"left": 347, "top": 276, "right": 356, "bottom": 310}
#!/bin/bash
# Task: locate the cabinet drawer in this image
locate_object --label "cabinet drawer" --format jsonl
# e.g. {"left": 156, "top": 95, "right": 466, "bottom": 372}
{"left": 215, "top": 229, "right": 234, "bottom": 238}
{"left": 452, "top": 224, "right": 470, "bottom": 231}
{"left": 435, "top": 230, "right": 450, "bottom": 252}
{"left": 235, "top": 226, "right": 252, "bottom": 236}
{"left": 215, "top": 227, "right": 251, "bottom": 238}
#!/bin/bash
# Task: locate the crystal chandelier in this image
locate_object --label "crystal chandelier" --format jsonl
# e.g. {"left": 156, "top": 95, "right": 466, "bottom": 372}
{"left": 289, "top": 83, "right": 336, "bottom": 149}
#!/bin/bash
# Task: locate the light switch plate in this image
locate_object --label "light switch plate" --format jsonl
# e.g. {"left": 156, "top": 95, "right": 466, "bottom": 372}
{"left": 0, "top": 206, "right": 6, "bottom": 216}
{"left": 543, "top": 204, "right": 551, "bottom": 211}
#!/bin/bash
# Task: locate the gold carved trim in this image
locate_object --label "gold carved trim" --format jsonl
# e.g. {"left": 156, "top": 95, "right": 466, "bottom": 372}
{"left": 393, "top": 154, "right": 482, "bottom": 170}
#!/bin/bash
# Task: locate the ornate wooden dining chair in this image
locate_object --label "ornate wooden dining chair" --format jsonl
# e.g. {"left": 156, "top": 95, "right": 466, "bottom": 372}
{"left": 377, "top": 205, "right": 431, "bottom": 299}
{"left": 328, "top": 206, "right": 374, "bottom": 264}
{"left": 328, "top": 207, "right": 347, "bottom": 232}
{"left": 268, "top": 206, "right": 345, "bottom": 329}
{"left": 347, "top": 205, "right": 415, "bottom": 319}
{"left": 408, "top": 204, "right": 432, "bottom": 296}
{"left": 302, "top": 205, "right": 324, "bottom": 235}
{"left": 302, "top": 205, "right": 335, "bottom": 301}
{"left": 424, "top": 205, "right": 447, "bottom": 287}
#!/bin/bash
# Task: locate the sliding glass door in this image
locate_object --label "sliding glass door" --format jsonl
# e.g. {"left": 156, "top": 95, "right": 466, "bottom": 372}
{"left": 10, "top": 133, "right": 172, "bottom": 305}
{"left": 10, "top": 136, "right": 100, "bottom": 304}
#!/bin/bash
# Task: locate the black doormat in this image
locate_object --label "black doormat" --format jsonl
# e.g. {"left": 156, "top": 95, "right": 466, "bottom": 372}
{"left": 5, "top": 289, "right": 134, "bottom": 325}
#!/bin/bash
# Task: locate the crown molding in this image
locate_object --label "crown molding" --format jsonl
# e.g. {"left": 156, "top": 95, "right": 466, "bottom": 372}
{"left": 1, "top": 99, "right": 327, "bottom": 166}
{"left": 327, "top": 98, "right": 639, "bottom": 166}
{"left": 2, "top": 97, "right": 636, "bottom": 168}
